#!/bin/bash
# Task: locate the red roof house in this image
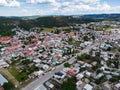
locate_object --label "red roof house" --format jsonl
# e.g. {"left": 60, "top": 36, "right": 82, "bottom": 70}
{"left": 67, "top": 70, "right": 77, "bottom": 76}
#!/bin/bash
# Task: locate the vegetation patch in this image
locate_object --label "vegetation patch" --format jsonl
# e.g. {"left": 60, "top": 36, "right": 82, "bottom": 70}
{"left": 61, "top": 77, "right": 76, "bottom": 90}
{"left": 8, "top": 66, "right": 28, "bottom": 82}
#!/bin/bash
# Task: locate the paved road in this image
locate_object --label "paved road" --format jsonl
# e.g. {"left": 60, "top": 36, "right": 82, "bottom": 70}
{"left": 22, "top": 43, "right": 98, "bottom": 90}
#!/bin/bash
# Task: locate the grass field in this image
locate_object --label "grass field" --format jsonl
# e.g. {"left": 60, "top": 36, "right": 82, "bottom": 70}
{"left": 42, "top": 26, "right": 71, "bottom": 32}
{"left": 8, "top": 66, "right": 28, "bottom": 82}
{"left": 42, "top": 27, "right": 56, "bottom": 32}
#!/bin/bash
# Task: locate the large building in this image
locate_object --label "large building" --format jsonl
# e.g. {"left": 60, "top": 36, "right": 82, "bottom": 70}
{"left": 0, "top": 74, "right": 8, "bottom": 85}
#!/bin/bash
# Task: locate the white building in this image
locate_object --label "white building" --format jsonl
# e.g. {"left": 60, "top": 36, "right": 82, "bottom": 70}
{"left": 0, "top": 74, "right": 8, "bottom": 85}
{"left": 83, "top": 84, "right": 93, "bottom": 90}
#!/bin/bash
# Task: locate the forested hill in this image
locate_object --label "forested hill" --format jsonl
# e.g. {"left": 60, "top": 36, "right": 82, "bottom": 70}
{"left": 0, "top": 16, "right": 101, "bottom": 30}
{"left": 0, "top": 14, "right": 120, "bottom": 36}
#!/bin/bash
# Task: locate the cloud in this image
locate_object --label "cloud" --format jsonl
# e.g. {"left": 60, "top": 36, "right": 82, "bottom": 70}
{"left": 7, "top": 0, "right": 20, "bottom": 7}
{"left": 22, "top": 9, "right": 29, "bottom": 13}
{"left": 74, "top": 0, "right": 100, "bottom": 4}
{"left": 50, "top": 0, "right": 113, "bottom": 14}
{"left": 0, "top": 0, "right": 20, "bottom": 7}
{"left": 1, "top": 0, "right": 120, "bottom": 16}
{"left": 27, "top": 0, "right": 55, "bottom": 4}
{"left": 24, "top": 0, "right": 120, "bottom": 15}
{"left": 0, "top": 0, "right": 7, "bottom": 6}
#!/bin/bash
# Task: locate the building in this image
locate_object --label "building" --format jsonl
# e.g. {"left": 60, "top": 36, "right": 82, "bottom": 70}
{"left": 0, "top": 60, "right": 9, "bottom": 68}
{"left": 44, "top": 81, "right": 54, "bottom": 89}
{"left": 34, "top": 85, "right": 47, "bottom": 90}
{"left": 0, "top": 74, "right": 8, "bottom": 85}
{"left": 114, "top": 83, "right": 120, "bottom": 90}
{"left": 83, "top": 84, "right": 93, "bottom": 90}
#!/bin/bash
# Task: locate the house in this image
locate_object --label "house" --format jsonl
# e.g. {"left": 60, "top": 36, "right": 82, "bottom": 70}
{"left": 67, "top": 70, "right": 77, "bottom": 76}
{"left": 74, "top": 63, "right": 80, "bottom": 67}
{"left": 91, "top": 61, "right": 97, "bottom": 66}
{"left": 23, "top": 50, "right": 33, "bottom": 56}
{"left": 0, "top": 59, "right": 9, "bottom": 68}
{"left": 33, "top": 59, "right": 41, "bottom": 63}
{"left": 103, "top": 82, "right": 111, "bottom": 90}
{"left": 100, "top": 52, "right": 109, "bottom": 61}
{"left": 83, "top": 84, "right": 93, "bottom": 90}
{"left": 100, "top": 44, "right": 112, "bottom": 50}
{"left": 111, "top": 72, "right": 119, "bottom": 76}
{"left": 0, "top": 74, "right": 8, "bottom": 85}
{"left": 54, "top": 71, "right": 66, "bottom": 79}
{"left": 84, "top": 41, "right": 92, "bottom": 46}
{"left": 0, "top": 37, "right": 12, "bottom": 44}
{"left": 84, "top": 71, "right": 91, "bottom": 77}
{"left": 34, "top": 85, "right": 47, "bottom": 90}
{"left": 73, "top": 67, "right": 80, "bottom": 73}
{"left": 33, "top": 70, "right": 44, "bottom": 77}
{"left": 114, "top": 83, "right": 120, "bottom": 90}
{"left": 94, "top": 73, "right": 104, "bottom": 79}
{"left": 42, "top": 64, "right": 49, "bottom": 70}
{"left": 77, "top": 61, "right": 85, "bottom": 65}
{"left": 29, "top": 44, "right": 37, "bottom": 50}
{"left": 44, "top": 81, "right": 54, "bottom": 89}
{"left": 51, "top": 57, "right": 58, "bottom": 64}
{"left": 76, "top": 73, "right": 84, "bottom": 80}
{"left": 76, "top": 80, "right": 83, "bottom": 90}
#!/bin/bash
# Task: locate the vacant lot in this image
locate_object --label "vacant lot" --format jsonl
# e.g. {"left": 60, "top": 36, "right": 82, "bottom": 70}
{"left": 8, "top": 66, "right": 28, "bottom": 82}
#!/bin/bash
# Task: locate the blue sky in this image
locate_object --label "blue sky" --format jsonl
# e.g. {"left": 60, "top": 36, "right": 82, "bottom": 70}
{"left": 0, "top": 0, "right": 120, "bottom": 16}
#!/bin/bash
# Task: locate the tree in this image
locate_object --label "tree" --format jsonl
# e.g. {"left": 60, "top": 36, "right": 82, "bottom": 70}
{"left": 83, "top": 35, "right": 89, "bottom": 41}
{"left": 68, "top": 37, "right": 73, "bottom": 44}
{"left": 109, "top": 77, "right": 118, "bottom": 82}
{"left": 3, "top": 82, "right": 14, "bottom": 90}
{"left": 92, "top": 35, "right": 95, "bottom": 40}
{"left": 107, "top": 47, "right": 111, "bottom": 51}
{"left": 95, "top": 75, "right": 105, "bottom": 84}
{"left": 64, "top": 62, "right": 71, "bottom": 67}
{"left": 77, "top": 53, "right": 90, "bottom": 60}
{"left": 21, "top": 59, "right": 31, "bottom": 65}
{"left": 61, "top": 77, "right": 76, "bottom": 90}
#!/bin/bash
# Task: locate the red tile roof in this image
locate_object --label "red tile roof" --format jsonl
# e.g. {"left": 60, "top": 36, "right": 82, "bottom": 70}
{"left": 0, "top": 37, "right": 12, "bottom": 41}
{"left": 29, "top": 44, "right": 36, "bottom": 48}
{"left": 67, "top": 70, "right": 77, "bottom": 76}
{"left": 0, "top": 37, "right": 12, "bottom": 44}
{"left": 55, "top": 55, "right": 61, "bottom": 60}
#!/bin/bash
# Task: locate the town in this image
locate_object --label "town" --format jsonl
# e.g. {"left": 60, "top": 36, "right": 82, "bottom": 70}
{"left": 0, "top": 21, "right": 120, "bottom": 90}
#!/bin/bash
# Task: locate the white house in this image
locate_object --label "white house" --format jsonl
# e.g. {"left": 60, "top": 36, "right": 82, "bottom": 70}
{"left": 0, "top": 59, "right": 9, "bottom": 68}
{"left": 83, "top": 84, "right": 93, "bottom": 90}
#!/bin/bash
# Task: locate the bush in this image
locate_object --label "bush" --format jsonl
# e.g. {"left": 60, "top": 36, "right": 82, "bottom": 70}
{"left": 64, "top": 62, "right": 71, "bottom": 67}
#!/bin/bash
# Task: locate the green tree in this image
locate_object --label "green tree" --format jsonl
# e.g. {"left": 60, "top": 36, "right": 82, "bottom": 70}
{"left": 92, "top": 35, "right": 95, "bottom": 40}
{"left": 64, "top": 62, "right": 71, "bottom": 67}
{"left": 21, "top": 59, "right": 31, "bottom": 65}
{"left": 3, "top": 82, "right": 14, "bottom": 90}
{"left": 83, "top": 35, "right": 89, "bottom": 41}
{"left": 77, "top": 53, "right": 90, "bottom": 60}
{"left": 61, "top": 77, "right": 76, "bottom": 90}
{"left": 68, "top": 37, "right": 73, "bottom": 44}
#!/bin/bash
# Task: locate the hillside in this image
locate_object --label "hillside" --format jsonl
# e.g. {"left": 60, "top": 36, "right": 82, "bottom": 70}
{"left": 0, "top": 14, "right": 120, "bottom": 36}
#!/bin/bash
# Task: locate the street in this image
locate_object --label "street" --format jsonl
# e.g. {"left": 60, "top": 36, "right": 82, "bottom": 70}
{"left": 22, "top": 43, "right": 98, "bottom": 90}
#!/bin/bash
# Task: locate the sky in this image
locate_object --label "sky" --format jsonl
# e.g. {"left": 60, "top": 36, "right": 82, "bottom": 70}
{"left": 0, "top": 0, "right": 120, "bottom": 16}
